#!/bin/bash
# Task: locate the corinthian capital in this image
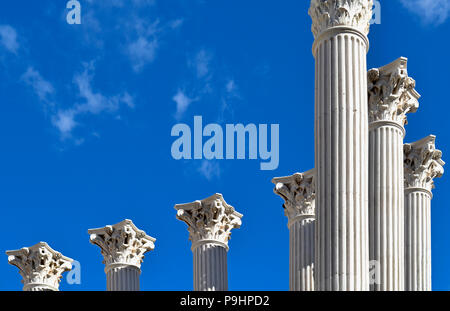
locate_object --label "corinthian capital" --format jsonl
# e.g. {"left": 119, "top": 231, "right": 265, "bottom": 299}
{"left": 88, "top": 219, "right": 156, "bottom": 270}
{"left": 6, "top": 242, "right": 73, "bottom": 291}
{"left": 368, "top": 57, "right": 420, "bottom": 126}
{"left": 272, "top": 169, "right": 316, "bottom": 225}
{"left": 404, "top": 135, "right": 445, "bottom": 192}
{"left": 309, "top": 0, "right": 373, "bottom": 39}
{"left": 175, "top": 193, "right": 243, "bottom": 250}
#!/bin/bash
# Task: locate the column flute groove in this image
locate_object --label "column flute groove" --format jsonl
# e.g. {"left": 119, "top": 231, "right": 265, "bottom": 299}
{"left": 404, "top": 136, "right": 444, "bottom": 291}
{"left": 367, "top": 57, "right": 420, "bottom": 290}
{"left": 175, "top": 193, "right": 242, "bottom": 291}
{"left": 273, "top": 170, "right": 315, "bottom": 291}
{"left": 309, "top": 0, "right": 373, "bottom": 291}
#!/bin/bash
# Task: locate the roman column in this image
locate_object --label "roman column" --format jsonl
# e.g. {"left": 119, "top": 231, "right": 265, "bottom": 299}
{"left": 272, "top": 170, "right": 315, "bottom": 291}
{"left": 175, "top": 193, "right": 243, "bottom": 291}
{"left": 404, "top": 135, "right": 445, "bottom": 291}
{"left": 367, "top": 57, "right": 420, "bottom": 291}
{"left": 6, "top": 242, "right": 73, "bottom": 291}
{"left": 88, "top": 219, "right": 156, "bottom": 291}
{"left": 309, "top": 0, "right": 373, "bottom": 290}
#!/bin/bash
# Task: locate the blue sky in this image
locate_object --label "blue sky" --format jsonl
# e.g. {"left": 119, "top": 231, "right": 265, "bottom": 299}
{"left": 0, "top": 0, "right": 449, "bottom": 291}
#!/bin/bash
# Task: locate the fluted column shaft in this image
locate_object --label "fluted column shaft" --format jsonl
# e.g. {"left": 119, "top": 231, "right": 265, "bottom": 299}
{"left": 289, "top": 217, "right": 315, "bottom": 291}
{"left": 314, "top": 30, "right": 369, "bottom": 290}
{"left": 369, "top": 124, "right": 405, "bottom": 290}
{"left": 175, "top": 194, "right": 242, "bottom": 292}
{"left": 405, "top": 189, "right": 431, "bottom": 291}
{"left": 193, "top": 243, "right": 228, "bottom": 291}
{"left": 273, "top": 170, "right": 316, "bottom": 291}
{"left": 106, "top": 265, "right": 141, "bottom": 291}
{"left": 367, "top": 57, "right": 419, "bottom": 291}
{"left": 88, "top": 219, "right": 156, "bottom": 292}
{"left": 403, "top": 135, "right": 444, "bottom": 291}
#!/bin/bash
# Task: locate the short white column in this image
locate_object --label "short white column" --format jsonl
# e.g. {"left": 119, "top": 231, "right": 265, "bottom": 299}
{"left": 6, "top": 242, "right": 73, "bottom": 291}
{"left": 309, "top": 0, "right": 373, "bottom": 291}
{"left": 272, "top": 170, "right": 315, "bottom": 291}
{"left": 88, "top": 219, "right": 156, "bottom": 291}
{"left": 367, "top": 57, "right": 420, "bottom": 291}
{"left": 175, "top": 193, "right": 243, "bottom": 291}
{"left": 404, "top": 136, "right": 444, "bottom": 291}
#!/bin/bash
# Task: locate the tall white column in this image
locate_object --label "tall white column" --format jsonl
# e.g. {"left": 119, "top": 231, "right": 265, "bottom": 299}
{"left": 175, "top": 193, "right": 243, "bottom": 291}
{"left": 272, "top": 170, "right": 315, "bottom": 291}
{"left": 404, "top": 136, "right": 444, "bottom": 291}
{"left": 367, "top": 57, "right": 420, "bottom": 291}
{"left": 88, "top": 219, "right": 156, "bottom": 291}
{"left": 6, "top": 242, "right": 73, "bottom": 291}
{"left": 309, "top": 0, "right": 373, "bottom": 291}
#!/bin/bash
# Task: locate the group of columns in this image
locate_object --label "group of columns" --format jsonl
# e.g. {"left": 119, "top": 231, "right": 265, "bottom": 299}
{"left": 6, "top": 194, "right": 243, "bottom": 291}
{"left": 5, "top": 0, "right": 446, "bottom": 292}
{"left": 271, "top": 0, "right": 444, "bottom": 291}
{"left": 6, "top": 219, "right": 156, "bottom": 291}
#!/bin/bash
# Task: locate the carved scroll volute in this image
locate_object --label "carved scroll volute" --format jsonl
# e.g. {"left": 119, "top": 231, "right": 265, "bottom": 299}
{"left": 272, "top": 170, "right": 316, "bottom": 224}
{"left": 404, "top": 135, "right": 445, "bottom": 192}
{"left": 175, "top": 194, "right": 243, "bottom": 250}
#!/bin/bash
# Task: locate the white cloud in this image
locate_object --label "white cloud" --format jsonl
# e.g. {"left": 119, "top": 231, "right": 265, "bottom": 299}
{"left": 73, "top": 67, "right": 115, "bottom": 114}
{"left": 22, "top": 64, "right": 134, "bottom": 139}
{"left": 54, "top": 63, "right": 135, "bottom": 136}
{"left": 400, "top": 0, "right": 450, "bottom": 25}
{"left": 198, "top": 160, "right": 221, "bottom": 180}
{"left": 218, "top": 79, "right": 240, "bottom": 122}
{"left": 21, "top": 67, "right": 55, "bottom": 102}
{"left": 226, "top": 80, "right": 237, "bottom": 94}
{"left": 124, "top": 19, "right": 162, "bottom": 73}
{"left": 81, "top": 1, "right": 182, "bottom": 72}
{"left": 72, "top": 64, "right": 135, "bottom": 116}
{"left": 192, "top": 49, "right": 212, "bottom": 79}
{"left": 173, "top": 90, "right": 194, "bottom": 120}
{"left": 0, "top": 25, "right": 19, "bottom": 54}
{"left": 52, "top": 110, "right": 77, "bottom": 136}
{"left": 127, "top": 36, "right": 159, "bottom": 72}
{"left": 169, "top": 19, "right": 184, "bottom": 29}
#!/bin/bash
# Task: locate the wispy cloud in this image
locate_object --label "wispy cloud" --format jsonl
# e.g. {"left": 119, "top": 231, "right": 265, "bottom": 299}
{"left": 79, "top": 1, "right": 182, "bottom": 72}
{"left": 73, "top": 64, "right": 134, "bottom": 114}
{"left": 21, "top": 67, "right": 55, "bottom": 103}
{"left": 225, "top": 79, "right": 240, "bottom": 98}
{"left": 172, "top": 49, "right": 242, "bottom": 181}
{"left": 191, "top": 49, "right": 212, "bottom": 79}
{"left": 22, "top": 64, "right": 134, "bottom": 140}
{"left": 52, "top": 110, "right": 77, "bottom": 136}
{"left": 55, "top": 63, "right": 134, "bottom": 138}
{"left": 126, "top": 20, "right": 160, "bottom": 72}
{"left": 171, "top": 49, "right": 215, "bottom": 120}
{"left": 125, "top": 17, "right": 183, "bottom": 72}
{"left": 218, "top": 79, "right": 240, "bottom": 122}
{"left": 400, "top": 0, "right": 450, "bottom": 25}
{"left": 169, "top": 19, "right": 184, "bottom": 30}
{"left": 173, "top": 90, "right": 195, "bottom": 120}
{"left": 0, "top": 25, "right": 19, "bottom": 54}
{"left": 197, "top": 160, "right": 221, "bottom": 181}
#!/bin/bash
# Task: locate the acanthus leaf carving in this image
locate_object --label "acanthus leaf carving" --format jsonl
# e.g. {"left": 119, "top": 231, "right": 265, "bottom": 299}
{"left": 309, "top": 0, "right": 374, "bottom": 39}
{"left": 175, "top": 193, "right": 243, "bottom": 248}
{"left": 272, "top": 169, "right": 316, "bottom": 223}
{"left": 88, "top": 219, "right": 156, "bottom": 270}
{"left": 404, "top": 135, "right": 445, "bottom": 192}
{"left": 6, "top": 242, "right": 73, "bottom": 291}
{"left": 368, "top": 57, "right": 420, "bottom": 126}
